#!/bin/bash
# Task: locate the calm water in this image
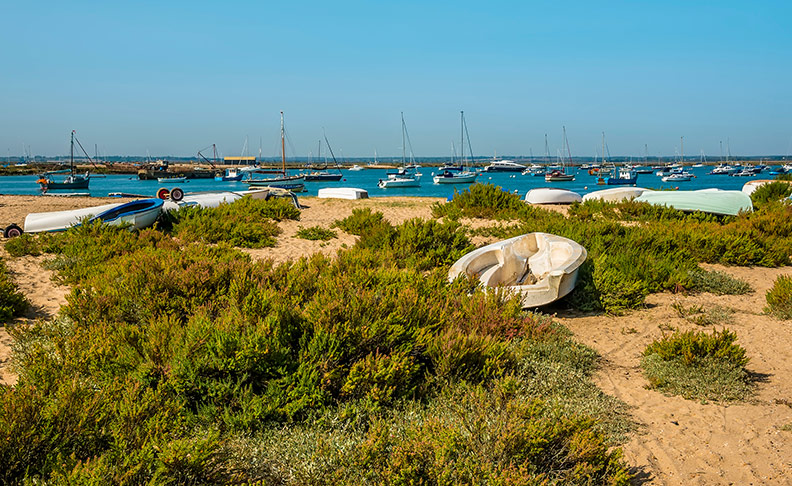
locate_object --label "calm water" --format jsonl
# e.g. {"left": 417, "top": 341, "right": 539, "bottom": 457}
{"left": 0, "top": 167, "right": 766, "bottom": 200}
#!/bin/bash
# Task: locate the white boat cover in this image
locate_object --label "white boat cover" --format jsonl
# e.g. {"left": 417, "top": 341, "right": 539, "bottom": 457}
{"left": 525, "top": 188, "right": 582, "bottom": 204}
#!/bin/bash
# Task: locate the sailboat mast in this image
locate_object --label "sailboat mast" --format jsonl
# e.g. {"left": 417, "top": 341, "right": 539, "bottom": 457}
{"left": 680, "top": 136, "right": 684, "bottom": 165}
{"left": 70, "top": 130, "right": 74, "bottom": 174}
{"left": 280, "top": 111, "right": 286, "bottom": 173}
{"left": 602, "top": 132, "right": 606, "bottom": 165}
{"left": 401, "top": 112, "right": 406, "bottom": 166}
{"left": 544, "top": 133, "right": 549, "bottom": 164}
{"left": 460, "top": 110, "right": 464, "bottom": 165}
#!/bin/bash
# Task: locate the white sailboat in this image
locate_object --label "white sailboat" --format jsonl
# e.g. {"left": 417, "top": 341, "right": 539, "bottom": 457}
{"left": 378, "top": 113, "right": 421, "bottom": 189}
{"left": 434, "top": 111, "right": 478, "bottom": 184}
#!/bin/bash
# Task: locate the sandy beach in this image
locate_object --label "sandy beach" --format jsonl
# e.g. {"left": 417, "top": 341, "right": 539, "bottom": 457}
{"left": 1, "top": 194, "right": 791, "bottom": 484}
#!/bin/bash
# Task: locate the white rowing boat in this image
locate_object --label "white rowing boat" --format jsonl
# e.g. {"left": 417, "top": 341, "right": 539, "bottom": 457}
{"left": 449, "top": 232, "right": 587, "bottom": 308}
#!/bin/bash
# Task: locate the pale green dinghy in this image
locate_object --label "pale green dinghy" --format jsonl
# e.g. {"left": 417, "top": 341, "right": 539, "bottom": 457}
{"left": 634, "top": 189, "right": 753, "bottom": 216}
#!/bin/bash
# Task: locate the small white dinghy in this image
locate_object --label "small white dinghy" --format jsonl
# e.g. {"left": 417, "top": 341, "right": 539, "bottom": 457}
{"left": 582, "top": 187, "right": 651, "bottom": 203}
{"left": 740, "top": 179, "right": 792, "bottom": 196}
{"left": 524, "top": 188, "right": 582, "bottom": 204}
{"left": 317, "top": 187, "right": 369, "bottom": 200}
{"left": 449, "top": 232, "right": 588, "bottom": 308}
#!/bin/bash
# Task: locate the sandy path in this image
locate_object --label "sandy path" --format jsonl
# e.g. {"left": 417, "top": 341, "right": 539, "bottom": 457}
{"left": 0, "top": 251, "right": 69, "bottom": 386}
{"left": 558, "top": 265, "right": 792, "bottom": 485}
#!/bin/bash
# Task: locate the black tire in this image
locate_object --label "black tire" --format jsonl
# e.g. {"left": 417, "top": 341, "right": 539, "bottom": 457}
{"left": 3, "top": 224, "right": 23, "bottom": 238}
{"left": 170, "top": 187, "right": 184, "bottom": 202}
{"left": 156, "top": 187, "right": 170, "bottom": 200}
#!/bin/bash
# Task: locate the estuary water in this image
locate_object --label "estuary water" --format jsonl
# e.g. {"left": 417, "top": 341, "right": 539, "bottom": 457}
{"left": 0, "top": 166, "right": 767, "bottom": 199}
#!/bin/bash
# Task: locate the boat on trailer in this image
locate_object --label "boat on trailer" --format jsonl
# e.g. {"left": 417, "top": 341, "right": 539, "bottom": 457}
{"left": 448, "top": 232, "right": 588, "bottom": 308}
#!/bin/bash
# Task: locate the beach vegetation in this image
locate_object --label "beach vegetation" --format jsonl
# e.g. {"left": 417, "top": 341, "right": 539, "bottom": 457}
{"left": 641, "top": 328, "right": 752, "bottom": 401}
{"left": 0, "top": 258, "right": 28, "bottom": 322}
{"left": 764, "top": 274, "right": 792, "bottom": 319}
{"left": 333, "top": 207, "right": 388, "bottom": 235}
{"left": 437, "top": 183, "right": 783, "bottom": 313}
{"left": 295, "top": 226, "right": 337, "bottom": 241}
{"left": 750, "top": 181, "right": 792, "bottom": 209}
{"left": 0, "top": 219, "right": 633, "bottom": 484}
{"left": 671, "top": 301, "right": 735, "bottom": 326}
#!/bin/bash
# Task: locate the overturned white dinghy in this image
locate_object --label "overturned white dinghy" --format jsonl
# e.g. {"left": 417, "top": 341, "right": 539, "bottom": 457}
{"left": 22, "top": 199, "right": 163, "bottom": 234}
{"left": 449, "top": 233, "right": 587, "bottom": 308}
{"left": 317, "top": 187, "right": 369, "bottom": 200}
{"left": 582, "top": 187, "right": 651, "bottom": 202}
{"left": 524, "top": 187, "right": 582, "bottom": 204}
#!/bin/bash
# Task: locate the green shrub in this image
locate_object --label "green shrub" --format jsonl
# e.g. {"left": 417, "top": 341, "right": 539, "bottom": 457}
{"left": 686, "top": 268, "right": 752, "bottom": 295}
{"left": 641, "top": 329, "right": 751, "bottom": 401}
{"left": 295, "top": 226, "right": 336, "bottom": 241}
{"left": 751, "top": 181, "right": 792, "bottom": 209}
{"left": 4, "top": 233, "right": 42, "bottom": 257}
{"left": 432, "top": 183, "right": 526, "bottom": 219}
{"left": 333, "top": 208, "right": 387, "bottom": 235}
{"left": 0, "top": 258, "right": 27, "bottom": 322}
{"left": 168, "top": 200, "right": 284, "bottom": 248}
{"left": 765, "top": 274, "right": 792, "bottom": 319}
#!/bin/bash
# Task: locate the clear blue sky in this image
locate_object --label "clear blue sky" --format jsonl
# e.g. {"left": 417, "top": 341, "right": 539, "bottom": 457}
{"left": 2, "top": 0, "right": 790, "bottom": 158}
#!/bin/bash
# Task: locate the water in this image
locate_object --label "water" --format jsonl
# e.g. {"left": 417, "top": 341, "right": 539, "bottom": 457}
{"left": 0, "top": 167, "right": 767, "bottom": 200}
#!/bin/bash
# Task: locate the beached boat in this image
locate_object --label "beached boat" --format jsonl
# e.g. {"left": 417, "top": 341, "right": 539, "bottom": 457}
{"left": 13, "top": 198, "right": 163, "bottom": 235}
{"left": 741, "top": 179, "right": 792, "bottom": 196}
{"left": 448, "top": 232, "right": 588, "bottom": 308}
{"left": 162, "top": 188, "right": 300, "bottom": 211}
{"left": 582, "top": 187, "right": 651, "bottom": 202}
{"left": 317, "top": 187, "right": 369, "bottom": 200}
{"left": 37, "top": 131, "right": 90, "bottom": 191}
{"left": 634, "top": 189, "right": 753, "bottom": 216}
{"left": 525, "top": 188, "right": 582, "bottom": 204}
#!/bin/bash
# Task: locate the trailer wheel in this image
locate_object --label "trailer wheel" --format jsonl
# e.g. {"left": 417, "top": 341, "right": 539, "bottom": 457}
{"left": 3, "top": 224, "right": 23, "bottom": 238}
{"left": 156, "top": 187, "right": 170, "bottom": 200}
{"left": 170, "top": 187, "right": 184, "bottom": 201}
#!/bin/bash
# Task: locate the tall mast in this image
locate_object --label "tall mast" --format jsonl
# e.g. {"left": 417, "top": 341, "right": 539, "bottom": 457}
{"left": 602, "top": 132, "right": 606, "bottom": 165}
{"left": 401, "top": 112, "right": 406, "bottom": 166}
{"left": 460, "top": 110, "right": 464, "bottom": 166}
{"left": 544, "top": 133, "right": 549, "bottom": 163}
{"left": 720, "top": 140, "right": 723, "bottom": 163}
{"left": 680, "top": 136, "right": 684, "bottom": 165}
{"left": 280, "top": 111, "right": 286, "bottom": 173}
{"left": 70, "top": 130, "right": 74, "bottom": 173}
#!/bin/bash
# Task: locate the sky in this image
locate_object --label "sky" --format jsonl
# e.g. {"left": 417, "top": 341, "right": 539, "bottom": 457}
{"left": 1, "top": 0, "right": 791, "bottom": 158}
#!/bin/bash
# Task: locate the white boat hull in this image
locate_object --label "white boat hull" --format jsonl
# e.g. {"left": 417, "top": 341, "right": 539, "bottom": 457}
{"left": 433, "top": 172, "right": 478, "bottom": 184}
{"left": 317, "top": 187, "right": 369, "bottom": 200}
{"left": 582, "top": 187, "right": 650, "bottom": 202}
{"left": 378, "top": 177, "right": 420, "bottom": 188}
{"left": 525, "top": 188, "right": 582, "bottom": 204}
{"left": 24, "top": 203, "right": 123, "bottom": 233}
{"left": 449, "top": 233, "right": 588, "bottom": 308}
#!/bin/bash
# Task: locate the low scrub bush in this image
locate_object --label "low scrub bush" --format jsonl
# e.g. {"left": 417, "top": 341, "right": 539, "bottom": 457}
{"left": 4, "top": 233, "right": 42, "bottom": 257}
{"left": 751, "top": 181, "right": 792, "bottom": 209}
{"left": 167, "top": 198, "right": 287, "bottom": 248}
{"left": 672, "top": 301, "right": 734, "bottom": 326}
{"left": 0, "top": 258, "right": 27, "bottom": 322}
{"left": 686, "top": 268, "right": 751, "bottom": 295}
{"left": 641, "top": 329, "right": 752, "bottom": 401}
{"left": 295, "top": 226, "right": 336, "bottom": 241}
{"left": 765, "top": 274, "right": 792, "bottom": 319}
{"left": 333, "top": 208, "right": 387, "bottom": 235}
{"left": 432, "top": 183, "right": 526, "bottom": 219}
